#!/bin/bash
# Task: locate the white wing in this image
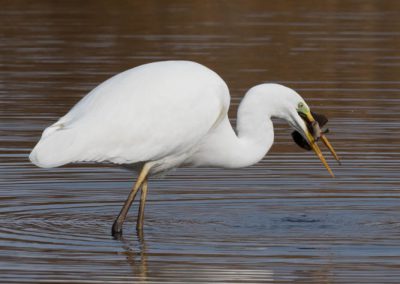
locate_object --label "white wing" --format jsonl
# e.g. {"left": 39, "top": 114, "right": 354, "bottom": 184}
{"left": 30, "top": 61, "right": 230, "bottom": 168}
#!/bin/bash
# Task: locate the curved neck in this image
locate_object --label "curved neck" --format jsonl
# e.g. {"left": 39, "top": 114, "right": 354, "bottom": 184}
{"left": 230, "top": 89, "right": 276, "bottom": 167}
{"left": 235, "top": 84, "right": 294, "bottom": 164}
{"left": 192, "top": 84, "right": 295, "bottom": 169}
{"left": 195, "top": 88, "right": 281, "bottom": 168}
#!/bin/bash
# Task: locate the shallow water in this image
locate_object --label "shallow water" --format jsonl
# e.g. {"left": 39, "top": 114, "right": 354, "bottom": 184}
{"left": 1, "top": 0, "right": 400, "bottom": 283}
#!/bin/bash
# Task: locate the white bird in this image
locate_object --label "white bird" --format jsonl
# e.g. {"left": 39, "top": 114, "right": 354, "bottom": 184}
{"left": 30, "top": 60, "right": 339, "bottom": 236}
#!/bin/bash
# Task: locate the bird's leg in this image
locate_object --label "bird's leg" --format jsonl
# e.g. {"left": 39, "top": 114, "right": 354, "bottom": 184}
{"left": 136, "top": 178, "right": 148, "bottom": 231}
{"left": 112, "top": 163, "right": 151, "bottom": 237}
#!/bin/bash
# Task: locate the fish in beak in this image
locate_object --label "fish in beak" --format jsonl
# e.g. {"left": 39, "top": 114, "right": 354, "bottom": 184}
{"left": 292, "top": 110, "right": 340, "bottom": 177}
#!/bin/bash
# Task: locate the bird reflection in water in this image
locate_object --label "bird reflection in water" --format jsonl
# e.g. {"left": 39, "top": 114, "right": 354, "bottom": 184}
{"left": 118, "top": 229, "right": 148, "bottom": 282}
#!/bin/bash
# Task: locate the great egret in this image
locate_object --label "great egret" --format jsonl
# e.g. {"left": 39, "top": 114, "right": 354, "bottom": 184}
{"left": 29, "top": 60, "right": 340, "bottom": 236}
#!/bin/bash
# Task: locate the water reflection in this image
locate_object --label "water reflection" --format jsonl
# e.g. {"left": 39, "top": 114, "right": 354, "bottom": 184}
{"left": 117, "top": 230, "right": 277, "bottom": 283}
{"left": 120, "top": 231, "right": 148, "bottom": 283}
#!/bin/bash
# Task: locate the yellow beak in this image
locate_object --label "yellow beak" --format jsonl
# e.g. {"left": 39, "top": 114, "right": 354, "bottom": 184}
{"left": 304, "top": 112, "right": 340, "bottom": 177}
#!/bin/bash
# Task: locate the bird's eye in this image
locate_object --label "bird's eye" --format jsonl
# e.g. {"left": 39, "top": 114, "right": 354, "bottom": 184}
{"left": 298, "top": 102, "right": 304, "bottom": 108}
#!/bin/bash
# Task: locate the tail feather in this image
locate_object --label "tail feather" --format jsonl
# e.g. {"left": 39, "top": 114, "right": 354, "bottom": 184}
{"left": 29, "top": 124, "right": 79, "bottom": 168}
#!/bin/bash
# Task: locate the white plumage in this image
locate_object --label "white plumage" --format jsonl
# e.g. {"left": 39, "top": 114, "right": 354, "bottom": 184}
{"left": 29, "top": 60, "right": 337, "bottom": 236}
{"left": 30, "top": 61, "right": 230, "bottom": 171}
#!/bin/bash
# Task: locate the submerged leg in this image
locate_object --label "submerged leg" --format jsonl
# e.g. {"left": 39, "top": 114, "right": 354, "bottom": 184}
{"left": 112, "top": 163, "right": 151, "bottom": 237}
{"left": 136, "top": 178, "right": 148, "bottom": 231}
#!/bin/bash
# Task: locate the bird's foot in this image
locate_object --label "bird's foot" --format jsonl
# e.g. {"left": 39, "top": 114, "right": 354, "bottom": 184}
{"left": 111, "top": 221, "right": 123, "bottom": 239}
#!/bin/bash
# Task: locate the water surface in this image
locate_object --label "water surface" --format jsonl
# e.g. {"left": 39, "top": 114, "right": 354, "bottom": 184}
{"left": 1, "top": 1, "right": 400, "bottom": 283}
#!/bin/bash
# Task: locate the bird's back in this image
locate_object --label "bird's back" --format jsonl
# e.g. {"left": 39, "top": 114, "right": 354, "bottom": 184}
{"left": 30, "top": 61, "right": 230, "bottom": 168}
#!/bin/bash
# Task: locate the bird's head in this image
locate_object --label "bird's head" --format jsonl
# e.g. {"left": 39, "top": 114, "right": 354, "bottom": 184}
{"left": 281, "top": 88, "right": 340, "bottom": 177}
{"left": 241, "top": 83, "right": 340, "bottom": 176}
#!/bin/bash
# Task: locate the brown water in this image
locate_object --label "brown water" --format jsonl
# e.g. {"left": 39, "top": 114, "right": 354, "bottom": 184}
{"left": 1, "top": 0, "right": 400, "bottom": 283}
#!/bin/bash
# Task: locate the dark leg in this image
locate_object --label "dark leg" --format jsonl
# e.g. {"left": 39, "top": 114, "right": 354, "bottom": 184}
{"left": 136, "top": 178, "right": 148, "bottom": 231}
{"left": 112, "top": 163, "right": 151, "bottom": 237}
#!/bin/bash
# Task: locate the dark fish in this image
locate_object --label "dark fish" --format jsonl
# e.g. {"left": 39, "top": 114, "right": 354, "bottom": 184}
{"left": 292, "top": 112, "right": 329, "bottom": 151}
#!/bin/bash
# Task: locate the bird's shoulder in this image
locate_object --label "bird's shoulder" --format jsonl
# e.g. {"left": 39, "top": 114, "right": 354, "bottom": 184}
{"left": 61, "top": 61, "right": 230, "bottom": 125}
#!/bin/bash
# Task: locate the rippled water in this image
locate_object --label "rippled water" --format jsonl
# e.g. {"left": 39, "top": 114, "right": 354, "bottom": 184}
{"left": 1, "top": 1, "right": 400, "bottom": 283}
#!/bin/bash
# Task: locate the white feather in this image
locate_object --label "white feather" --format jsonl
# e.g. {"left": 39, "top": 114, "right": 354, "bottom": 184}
{"left": 30, "top": 61, "right": 230, "bottom": 169}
